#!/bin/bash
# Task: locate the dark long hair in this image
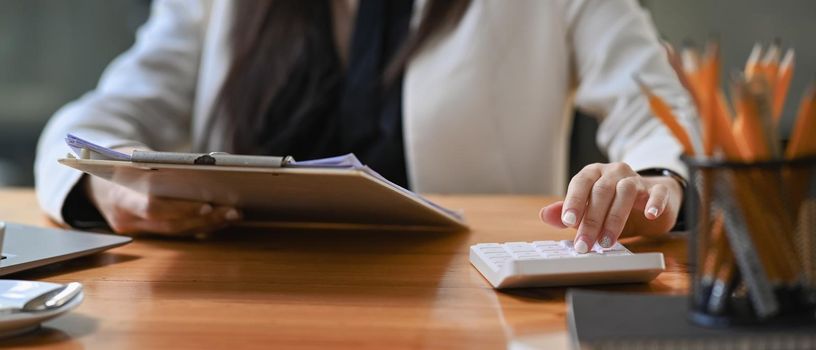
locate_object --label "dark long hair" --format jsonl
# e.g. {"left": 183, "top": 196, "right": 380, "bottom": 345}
{"left": 215, "top": 0, "right": 471, "bottom": 154}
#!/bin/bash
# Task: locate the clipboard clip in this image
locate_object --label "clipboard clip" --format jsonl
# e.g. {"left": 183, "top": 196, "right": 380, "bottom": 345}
{"left": 65, "top": 134, "right": 294, "bottom": 168}
{"left": 188, "top": 152, "right": 295, "bottom": 167}
{"left": 131, "top": 151, "right": 294, "bottom": 168}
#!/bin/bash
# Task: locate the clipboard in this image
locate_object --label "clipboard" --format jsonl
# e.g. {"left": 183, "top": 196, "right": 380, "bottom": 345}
{"left": 59, "top": 136, "right": 467, "bottom": 232}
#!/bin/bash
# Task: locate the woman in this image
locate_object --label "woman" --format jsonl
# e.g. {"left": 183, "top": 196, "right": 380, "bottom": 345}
{"left": 35, "top": 0, "right": 695, "bottom": 253}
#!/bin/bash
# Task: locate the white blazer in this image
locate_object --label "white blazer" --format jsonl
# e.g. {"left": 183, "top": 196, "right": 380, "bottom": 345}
{"left": 35, "top": 0, "right": 696, "bottom": 224}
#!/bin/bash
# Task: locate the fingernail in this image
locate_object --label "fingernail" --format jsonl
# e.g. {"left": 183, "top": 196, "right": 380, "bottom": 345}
{"left": 199, "top": 204, "right": 213, "bottom": 216}
{"left": 599, "top": 234, "right": 614, "bottom": 249}
{"left": 562, "top": 210, "right": 577, "bottom": 226}
{"left": 647, "top": 207, "right": 659, "bottom": 218}
{"left": 574, "top": 239, "right": 589, "bottom": 254}
{"left": 225, "top": 209, "right": 241, "bottom": 221}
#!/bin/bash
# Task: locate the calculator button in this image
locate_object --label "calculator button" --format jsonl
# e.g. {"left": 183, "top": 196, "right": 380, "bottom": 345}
{"left": 507, "top": 244, "right": 536, "bottom": 252}
{"left": 601, "top": 250, "right": 630, "bottom": 256}
{"left": 572, "top": 252, "right": 603, "bottom": 258}
{"left": 512, "top": 252, "right": 542, "bottom": 258}
{"left": 479, "top": 248, "right": 509, "bottom": 255}
{"left": 535, "top": 245, "right": 563, "bottom": 252}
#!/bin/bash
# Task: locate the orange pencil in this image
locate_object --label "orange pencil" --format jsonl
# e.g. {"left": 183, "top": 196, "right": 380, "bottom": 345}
{"left": 664, "top": 42, "right": 703, "bottom": 111}
{"left": 731, "top": 79, "right": 755, "bottom": 160}
{"left": 682, "top": 44, "right": 704, "bottom": 90}
{"left": 635, "top": 76, "right": 696, "bottom": 156}
{"left": 667, "top": 42, "right": 741, "bottom": 160}
{"left": 745, "top": 43, "right": 762, "bottom": 79}
{"left": 784, "top": 85, "right": 816, "bottom": 260}
{"left": 773, "top": 49, "right": 795, "bottom": 122}
{"left": 700, "top": 41, "right": 721, "bottom": 156}
{"left": 760, "top": 42, "right": 781, "bottom": 90}
{"left": 786, "top": 85, "right": 816, "bottom": 159}
{"left": 749, "top": 76, "right": 782, "bottom": 158}
{"left": 733, "top": 76, "right": 776, "bottom": 160}
{"left": 713, "top": 90, "right": 742, "bottom": 160}
{"left": 701, "top": 213, "right": 726, "bottom": 286}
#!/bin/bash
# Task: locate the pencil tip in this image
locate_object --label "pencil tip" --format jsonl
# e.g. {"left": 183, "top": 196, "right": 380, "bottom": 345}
{"left": 705, "top": 39, "right": 721, "bottom": 58}
{"left": 660, "top": 40, "right": 674, "bottom": 53}
{"left": 781, "top": 48, "right": 795, "bottom": 66}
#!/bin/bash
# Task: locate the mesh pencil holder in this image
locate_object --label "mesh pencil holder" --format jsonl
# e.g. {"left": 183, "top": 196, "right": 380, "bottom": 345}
{"left": 683, "top": 155, "right": 816, "bottom": 327}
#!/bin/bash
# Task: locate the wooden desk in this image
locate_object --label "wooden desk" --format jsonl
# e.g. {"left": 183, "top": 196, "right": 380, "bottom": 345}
{"left": 0, "top": 188, "right": 689, "bottom": 349}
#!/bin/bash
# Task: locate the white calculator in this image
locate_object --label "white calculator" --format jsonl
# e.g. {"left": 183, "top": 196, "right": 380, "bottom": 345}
{"left": 469, "top": 240, "right": 665, "bottom": 289}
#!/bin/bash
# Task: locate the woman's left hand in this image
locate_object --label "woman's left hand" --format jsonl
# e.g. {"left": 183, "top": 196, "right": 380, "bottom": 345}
{"left": 539, "top": 162, "right": 683, "bottom": 253}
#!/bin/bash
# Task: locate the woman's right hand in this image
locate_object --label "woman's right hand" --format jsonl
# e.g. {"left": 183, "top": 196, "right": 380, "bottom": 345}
{"left": 84, "top": 174, "right": 240, "bottom": 236}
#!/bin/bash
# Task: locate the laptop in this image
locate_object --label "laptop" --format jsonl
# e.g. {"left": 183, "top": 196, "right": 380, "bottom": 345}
{"left": 0, "top": 222, "right": 131, "bottom": 276}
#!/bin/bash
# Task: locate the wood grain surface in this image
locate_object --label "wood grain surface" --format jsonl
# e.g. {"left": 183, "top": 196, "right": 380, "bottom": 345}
{"left": 0, "top": 189, "right": 689, "bottom": 349}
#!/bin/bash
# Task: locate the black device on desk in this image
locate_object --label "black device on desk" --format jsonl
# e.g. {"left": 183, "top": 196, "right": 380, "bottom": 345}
{"left": 567, "top": 289, "right": 816, "bottom": 350}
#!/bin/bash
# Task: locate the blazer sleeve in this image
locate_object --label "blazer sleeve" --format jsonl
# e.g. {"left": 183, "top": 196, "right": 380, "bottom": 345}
{"left": 565, "top": 0, "right": 699, "bottom": 177}
{"left": 34, "top": 0, "right": 210, "bottom": 224}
